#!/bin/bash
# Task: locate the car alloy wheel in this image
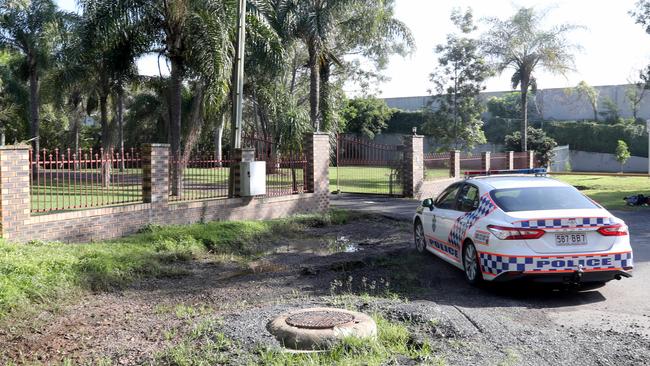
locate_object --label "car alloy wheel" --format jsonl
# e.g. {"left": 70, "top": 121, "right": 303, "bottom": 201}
{"left": 463, "top": 242, "right": 481, "bottom": 285}
{"left": 414, "top": 221, "right": 426, "bottom": 253}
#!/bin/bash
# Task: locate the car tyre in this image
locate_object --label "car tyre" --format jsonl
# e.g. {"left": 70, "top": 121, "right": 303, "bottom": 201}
{"left": 414, "top": 220, "right": 426, "bottom": 254}
{"left": 463, "top": 241, "right": 482, "bottom": 285}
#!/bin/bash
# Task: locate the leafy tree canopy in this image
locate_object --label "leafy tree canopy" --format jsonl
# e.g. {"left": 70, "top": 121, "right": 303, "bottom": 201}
{"left": 422, "top": 7, "right": 490, "bottom": 151}
{"left": 504, "top": 127, "right": 557, "bottom": 167}
{"left": 340, "top": 97, "right": 394, "bottom": 139}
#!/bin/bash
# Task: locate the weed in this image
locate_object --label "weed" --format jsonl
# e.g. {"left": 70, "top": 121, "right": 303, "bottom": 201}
{"left": 256, "top": 314, "right": 445, "bottom": 366}
{"left": 0, "top": 210, "right": 358, "bottom": 320}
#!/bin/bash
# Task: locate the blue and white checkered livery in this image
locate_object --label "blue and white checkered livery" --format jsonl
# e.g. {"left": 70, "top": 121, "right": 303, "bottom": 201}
{"left": 516, "top": 217, "right": 614, "bottom": 229}
{"left": 413, "top": 173, "right": 634, "bottom": 285}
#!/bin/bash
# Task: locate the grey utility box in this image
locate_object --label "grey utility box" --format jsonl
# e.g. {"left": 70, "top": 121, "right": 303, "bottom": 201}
{"left": 240, "top": 161, "right": 266, "bottom": 196}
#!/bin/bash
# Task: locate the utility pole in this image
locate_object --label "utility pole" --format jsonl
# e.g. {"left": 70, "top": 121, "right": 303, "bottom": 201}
{"left": 231, "top": 0, "right": 246, "bottom": 149}
{"left": 228, "top": 0, "right": 246, "bottom": 197}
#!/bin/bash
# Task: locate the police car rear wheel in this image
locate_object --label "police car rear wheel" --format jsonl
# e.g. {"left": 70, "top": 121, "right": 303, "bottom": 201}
{"left": 463, "top": 242, "right": 482, "bottom": 285}
{"left": 414, "top": 220, "right": 426, "bottom": 253}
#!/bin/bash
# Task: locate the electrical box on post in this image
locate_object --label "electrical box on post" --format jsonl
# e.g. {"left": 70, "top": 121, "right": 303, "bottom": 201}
{"left": 240, "top": 161, "right": 266, "bottom": 196}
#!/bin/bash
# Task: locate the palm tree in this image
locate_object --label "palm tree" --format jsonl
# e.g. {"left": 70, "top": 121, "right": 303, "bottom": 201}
{"left": 481, "top": 7, "right": 581, "bottom": 150}
{"left": 275, "top": 0, "right": 360, "bottom": 131}
{"left": 100, "top": 0, "right": 250, "bottom": 195}
{"left": 0, "top": 0, "right": 64, "bottom": 168}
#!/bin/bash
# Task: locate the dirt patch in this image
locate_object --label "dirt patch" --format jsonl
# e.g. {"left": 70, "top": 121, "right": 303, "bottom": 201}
{"left": 1, "top": 213, "right": 648, "bottom": 365}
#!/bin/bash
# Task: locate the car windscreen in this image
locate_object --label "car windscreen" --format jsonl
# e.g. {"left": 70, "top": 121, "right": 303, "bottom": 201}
{"left": 489, "top": 186, "right": 600, "bottom": 212}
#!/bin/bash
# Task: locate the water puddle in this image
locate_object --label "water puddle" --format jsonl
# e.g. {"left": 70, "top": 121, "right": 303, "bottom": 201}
{"left": 328, "top": 236, "right": 361, "bottom": 253}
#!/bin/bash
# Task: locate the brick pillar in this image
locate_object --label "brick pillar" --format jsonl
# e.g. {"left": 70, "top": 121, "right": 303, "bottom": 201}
{"left": 142, "top": 144, "right": 169, "bottom": 204}
{"left": 0, "top": 145, "right": 31, "bottom": 241}
{"left": 449, "top": 150, "right": 460, "bottom": 178}
{"left": 507, "top": 151, "right": 515, "bottom": 170}
{"left": 231, "top": 148, "right": 255, "bottom": 197}
{"left": 481, "top": 152, "right": 491, "bottom": 172}
{"left": 527, "top": 151, "right": 535, "bottom": 169}
{"left": 402, "top": 135, "right": 423, "bottom": 198}
{"left": 304, "top": 133, "right": 330, "bottom": 210}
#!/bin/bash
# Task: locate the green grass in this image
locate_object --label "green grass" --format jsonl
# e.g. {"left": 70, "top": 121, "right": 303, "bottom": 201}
{"left": 153, "top": 314, "right": 443, "bottom": 366}
{"left": 30, "top": 167, "right": 305, "bottom": 212}
{"left": 0, "top": 210, "right": 355, "bottom": 320}
{"left": 554, "top": 175, "right": 650, "bottom": 210}
{"left": 329, "top": 166, "right": 449, "bottom": 195}
{"left": 257, "top": 315, "right": 441, "bottom": 366}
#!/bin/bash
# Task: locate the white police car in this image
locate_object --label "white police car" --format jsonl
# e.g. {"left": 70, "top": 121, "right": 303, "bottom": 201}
{"left": 413, "top": 169, "right": 634, "bottom": 285}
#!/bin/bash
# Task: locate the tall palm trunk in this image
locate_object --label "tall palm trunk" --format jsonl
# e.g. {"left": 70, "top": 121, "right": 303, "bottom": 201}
{"left": 319, "top": 59, "right": 331, "bottom": 132}
{"left": 116, "top": 86, "right": 125, "bottom": 172}
{"left": 99, "top": 90, "right": 112, "bottom": 187}
{"left": 180, "top": 83, "right": 205, "bottom": 168}
{"left": 520, "top": 80, "right": 529, "bottom": 152}
{"left": 214, "top": 114, "right": 225, "bottom": 167}
{"left": 169, "top": 57, "right": 183, "bottom": 197}
{"left": 308, "top": 40, "right": 320, "bottom": 131}
{"left": 28, "top": 59, "right": 40, "bottom": 175}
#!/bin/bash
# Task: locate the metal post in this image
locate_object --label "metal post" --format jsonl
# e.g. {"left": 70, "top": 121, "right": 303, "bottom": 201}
{"left": 231, "top": 0, "right": 246, "bottom": 149}
{"left": 228, "top": 0, "right": 246, "bottom": 198}
{"left": 647, "top": 119, "right": 650, "bottom": 176}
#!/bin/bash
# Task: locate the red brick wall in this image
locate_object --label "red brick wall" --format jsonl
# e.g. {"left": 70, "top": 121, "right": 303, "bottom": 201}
{"left": 0, "top": 135, "right": 329, "bottom": 243}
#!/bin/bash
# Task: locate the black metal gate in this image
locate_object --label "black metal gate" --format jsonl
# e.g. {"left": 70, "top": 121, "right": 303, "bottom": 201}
{"left": 331, "top": 135, "right": 404, "bottom": 196}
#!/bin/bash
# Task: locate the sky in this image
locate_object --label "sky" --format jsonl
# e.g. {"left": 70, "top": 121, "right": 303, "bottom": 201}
{"left": 55, "top": 0, "right": 650, "bottom": 97}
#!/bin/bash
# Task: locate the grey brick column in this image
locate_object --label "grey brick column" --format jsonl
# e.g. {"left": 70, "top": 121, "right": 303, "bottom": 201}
{"left": 527, "top": 151, "right": 535, "bottom": 169}
{"left": 304, "top": 133, "right": 330, "bottom": 211}
{"left": 142, "top": 144, "right": 170, "bottom": 205}
{"left": 403, "top": 135, "right": 423, "bottom": 198}
{"left": 507, "top": 151, "right": 515, "bottom": 170}
{"left": 0, "top": 145, "right": 31, "bottom": 241}
{"left": 481, "top": 151, "right": 491, "bottom": 172}
{"left": 450, "top": 150, "right": 460, "bottom": 178}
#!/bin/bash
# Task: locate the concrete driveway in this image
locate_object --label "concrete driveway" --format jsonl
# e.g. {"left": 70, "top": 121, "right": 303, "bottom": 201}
{"left": 331, "top": 193, "right": 650, "bottom": 338}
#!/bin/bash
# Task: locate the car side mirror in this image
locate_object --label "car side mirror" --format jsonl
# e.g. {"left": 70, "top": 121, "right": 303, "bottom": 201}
{"left": 422, "top": 198, "right": 434, "bottom": 211}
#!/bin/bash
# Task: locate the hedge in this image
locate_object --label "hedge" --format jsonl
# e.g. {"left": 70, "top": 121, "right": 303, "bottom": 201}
{"left": 542, "top": 121, "right": 649, "bottom": 157}
{"left": 384, "top": 110, "right": 426, "bottom": 134}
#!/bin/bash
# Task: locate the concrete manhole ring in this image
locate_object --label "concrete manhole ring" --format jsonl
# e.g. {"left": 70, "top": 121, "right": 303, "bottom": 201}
{"left": 285, "top": 310, "right": 355, "bottom": 329}
{"left": 267, "top": 307, "right": 377, "bottom": 351}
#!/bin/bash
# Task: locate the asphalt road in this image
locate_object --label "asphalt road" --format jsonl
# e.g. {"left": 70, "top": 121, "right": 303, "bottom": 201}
{"left": 331, "top": 193, "right": 650, "bottom": 338}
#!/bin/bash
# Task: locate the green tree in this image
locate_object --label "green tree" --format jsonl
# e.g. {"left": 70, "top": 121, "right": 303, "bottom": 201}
{"left": 102, "top": 0, "right": 273, "bottom": 195}
{"left": 341, "top": 97, "right": 393, "bottom": 139}
{"left": 277, "top": 0, "right": 413, "bottom": 132}
{"left": 0, "top": 0, "right": 65, "bottom": 162}
{"left": 481, "top": 7, "right": 581, "bottom": 151}
{"left": 615, "top": 140, "right": 631, "bottom": 172}
{"left": 599, "top": 97, "right": 621, "bottom": 123}
{"left": 568, "top": 81, "right": 599, "bottom": 122}
{"left": 625, "top": 76, "right": 647, "bottom": 121}
{"left": 424, "top": 8, "right": 490, "bottom": 150}
{"left": 504, "top": 127, "right": 557, "bottom": 167}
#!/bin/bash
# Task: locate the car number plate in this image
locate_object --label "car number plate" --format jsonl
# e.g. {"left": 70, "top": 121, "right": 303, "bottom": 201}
{"left": 555, "top": 233, "right": 588, "bottom": 246}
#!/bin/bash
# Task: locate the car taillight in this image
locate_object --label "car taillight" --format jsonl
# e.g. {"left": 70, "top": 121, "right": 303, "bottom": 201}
{"left": 487, "top": 225, "right": 545, "bottom": 240}
{"left": 597, "top": 224, "right": 628, "bottom": 236}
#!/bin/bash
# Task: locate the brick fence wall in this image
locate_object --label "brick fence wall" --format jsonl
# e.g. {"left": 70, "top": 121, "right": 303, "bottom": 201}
{"left": 0, "top": 134, "right": 330, "bottom": 243}
{"left": 400, "top": 137, "right": 536, "bottom": 200}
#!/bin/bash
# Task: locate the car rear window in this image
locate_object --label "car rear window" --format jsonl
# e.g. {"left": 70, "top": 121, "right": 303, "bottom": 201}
{"left": 489, "top": 187, "right": 599, "bottom": 212}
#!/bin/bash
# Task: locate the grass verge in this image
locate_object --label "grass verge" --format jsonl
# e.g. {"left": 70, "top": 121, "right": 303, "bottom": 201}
{"left": 554, "top": 175, "right": 650, "bottom": 210}
{"left": 0, "top": 209, "right": 356, "bottom": 320}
